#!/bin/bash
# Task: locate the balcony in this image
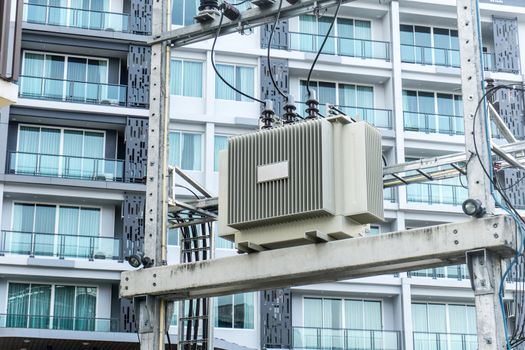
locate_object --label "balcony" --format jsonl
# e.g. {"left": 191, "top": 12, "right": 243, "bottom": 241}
{"left": 0, "top": 314, "right": 120, "bottom": 332}
{"left": 404, "top": 111, "right": 464, "bottom": 136}
{"left": 0, "top": 230, "right": 122, "bottom": 260}
{"left": 413, "top": 332, "right": 477, "bottom": 350}
{"left": 24, "top": 2, "right": 130, "bottom": 33}
{"left": 293, "top": 327, "right": 401, "bottom": 350}
{"left": 8, "top": 151, "right": 124, "bottom": 182}
{"left": 483, "top": 52, "right": 496, "bottom": 72}
{"left": 407, "top": 183, "right": 468, "bottom": 206}
{"left": 401, "top": 44, "right": 460, "bottom": 68}
{"left": 289, "top": 32, "right": 391, "bottom": 61}
{"left": 297, "top": 103, "right": 393, "bottom": 129}
{"left": 18, "top": 76, "right": 127, "bottom": 106}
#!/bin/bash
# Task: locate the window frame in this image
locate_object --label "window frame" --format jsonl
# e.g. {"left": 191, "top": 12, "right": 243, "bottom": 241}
{"left": 214, "top": 63, "right": 256, "bottom": 102}
{"left": 214, "top": 293, "right": 256, "bottom": 330}
{"left": 298, "top": 79, "right": 376, "bottom": 108}
{"left": 170, "top": 58, "right": 204, "bottom": 98}
{"left": 168, "top": 130, "right": 204, "bottom": 171}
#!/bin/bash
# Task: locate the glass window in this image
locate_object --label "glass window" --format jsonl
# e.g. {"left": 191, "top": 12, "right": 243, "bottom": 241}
{"left": 171, "top": 60, "right": 203, "bottom": 97}
{"left": 172, "top": 0, "right": 198, "bottom": 25}
{"left": 168, "top": 131, "right": 203, "bottom": 171}
{"left": 214, "top": 293, "right": 255, "bottom": 329}
{"left": 214, "top": 135, "right": 229, "bottom": 172}
{"left": 368, "top": 226, "right": 380, "bottom": 236}
{"left": 7, "top": 283, "right": 96, "bottom": 330}
{"left": 215, "top": 64, "right": 255, "bottom": 102}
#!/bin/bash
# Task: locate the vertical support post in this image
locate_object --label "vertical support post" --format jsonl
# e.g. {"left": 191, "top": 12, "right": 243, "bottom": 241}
{"left": 138, "top": 0, "right": 170, "bottom": 349}
{"left": 457, "top": 1, "right": 504, "bottom": 349}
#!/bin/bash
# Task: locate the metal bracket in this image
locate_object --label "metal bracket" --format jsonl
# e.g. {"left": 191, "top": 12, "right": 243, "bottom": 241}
{"left": 466, "top": 249, "right": 495, "bottom": 296}
{"left": 135, "top": 296, "right": 157, "bottom": 334}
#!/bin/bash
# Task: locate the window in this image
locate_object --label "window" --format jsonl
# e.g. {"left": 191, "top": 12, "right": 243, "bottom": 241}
{"left": 412, "top": 303, "right": 476, "bottom": 350}
{"left": 368, "top": 226, "right": 380, "bottom": 236}
{"left": 169, "top": 131, "right": 202, "bottom": 171}
{"left": 14, "top": 125, "right": 105, "bottom": 179}
{"left": 401, "top": 25, "right": 459, "bottom": 67}
{"left": 215, "top": 64, "right": 255, "bottom": 102}
{"left": 215, "top": 293, "right": 255, "bottom": 329}
{"left": 10, "top": 203, "right": 100, "bottom": 258}
{"left": 7, "top": 283, "right": 97, "bottom": 331}
{"left": 26, "top": 0, "right": 110, "bottom": 29}
{"left": 298, "top": 16, "right": 372, "bottom": 57}
{"left": 172, "top": 0, "right": 198, "bottom": 26}
{"left": 403, "top": 90, "right": 463, "bottom": 135}
{"left": 299, "top": 80, "right": 374, "bottom": 119}
{"left": 21, "top": 52, "right": 109, "bottom": 102}
{"left": 171, "top": 60, "right": 203, "bottom": 97}
{"left": 214, "top": 135, "right": 229, "bottom": 172}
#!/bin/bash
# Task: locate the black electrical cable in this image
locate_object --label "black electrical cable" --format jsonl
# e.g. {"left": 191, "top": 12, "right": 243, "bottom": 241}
{"left": 305, "top": 0, "right": 342, "bottom": 98}
{"left": 267, "top": 0, "right": 287, "bottom": 100}
{"left": 211, "top": 10, "right": 265, "bottom": 104}
{"left": 167, "top": 331, "right": 172, "bottom": 349}
{"left": 226, "top": 0, "right": 250, "bottom": 5}
{"left": 175, "top": 184, "right": 201, "bottom": 199}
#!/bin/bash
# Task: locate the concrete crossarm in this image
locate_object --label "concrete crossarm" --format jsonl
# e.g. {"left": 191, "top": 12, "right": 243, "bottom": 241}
{"left": 120, "top": 215, "right": 516, "bottom": 300}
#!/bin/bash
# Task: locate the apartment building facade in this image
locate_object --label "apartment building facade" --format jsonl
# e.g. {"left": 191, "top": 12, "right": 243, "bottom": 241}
{"left": 0, "top": 0, "right": 524, "bottom": 349}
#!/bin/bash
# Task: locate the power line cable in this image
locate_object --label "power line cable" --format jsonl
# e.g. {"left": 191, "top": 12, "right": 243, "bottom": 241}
{"left": 305, "top": 0, "right": 342, "bottom": 98}
{"left": 211, "top": 10, "right": 265, "bottom": 104}
{"left": 266, "top": 0, "right": 287, "bottom": 100}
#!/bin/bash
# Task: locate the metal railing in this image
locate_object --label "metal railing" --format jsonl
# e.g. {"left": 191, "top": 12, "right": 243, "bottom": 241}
{"left": 0, "top": 313, "right": 120, "bottom": 332}
{"left": 413, "top": 331, "right": 477, "bottom": 350}
{"left": 24, "top": 2, "right": 130, "bottom": 32}
{"left": 0, "top": 230, "right": 122, "bottom": 260}
{"left": 19, "top": 75, "right": 127, "bottom": 106}
{"left": 293, "top": 327, "right": 401, "bottom": 350}
{"left": 404, "top": 111, "right": 464, "bottom": 135}
{"left": 289, "top": 32, "right": 391, "bottom": 61}
{"left": 401, "top": 44, "right": 460, "bottom": 68}
{"left": 8, "top": 151, "right": 124, "bottom": 182}
{"left": 409, "top": 264, "right": 470, "bottom": 280}
{"left": 296, "top": 102, "right": 393, "bottom": 129}
{"left": 406, "top": 183, "right": 468, "bottom": 206}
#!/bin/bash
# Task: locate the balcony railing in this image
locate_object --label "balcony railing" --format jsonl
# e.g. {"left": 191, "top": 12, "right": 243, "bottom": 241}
{"left": 293, "top": 327, "right": 401, "bottom": 350}
{"left": 0, "top": 230, "right": 122, "bottom": 260}
{"left": 24, "top": 2, "right": 130, "bottom": 32}
{"left": 0, "top": 313, "right": 120, "bottom": 332}
{"left": 19, "top": 75, "right": 127, "bottom": 106}
{"left": 401, "top": 44, "right": 460, "bottom": 68}
{"left": 404, "top": 111, "right": 464, "bottom": 135}
{"left": 409, "top": 264, "right": 470, "bottom": 280}
{"left": 483, "top": 52, "right": 496, "bottom": 72}
{"left": 413, "top": 332, "right": 477, "bottom": 350}
{"left": 290, "top": 32, "right": 391, "bottom": 61}
{"left": 8, "top": 151, "right": 124, "bottom": 182}
{"left": 407, "top": 183, "right": 468, "bottom": 206}
{"left": 297, "top": 103, "right": 393, "bottom": 129}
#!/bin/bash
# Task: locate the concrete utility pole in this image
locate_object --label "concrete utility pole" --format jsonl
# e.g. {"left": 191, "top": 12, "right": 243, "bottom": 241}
{"left": 123, "top": 1, "right": 518, "bottom": 350}
{"left": 136, "top": 0, "right": 170, "bottom": 349}
{"left": 456, "top": 0, "right": 506, "bottom": 348}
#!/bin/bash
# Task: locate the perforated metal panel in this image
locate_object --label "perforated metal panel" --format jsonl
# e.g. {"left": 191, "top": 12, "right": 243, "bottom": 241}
{"left": 261, "top": 58, "right": 289, "bottom": 115}
{"left": 120, "top": 297, "right": 137, "bottom": 333}
{"left": 130, "top": 0, "right": 152, "bottom": 35}
{"left": 493, "top": 17, "right": 521, "bottom": 74}
{"left": 125, "top": 117, "right": 148, "bottom": 183}
{"left": 227, "top": 119, "right": 333, "bottom": 228}
{"left": 123, "top": 193, "right": 146, "bottom": 257}
{"left": 494, "top": 87, "right": 525, "bottom": 141}
{"left": 260, "top": 20, "right": 289, "bottom": 50}
{"left": 497, "top": 169, "right": 525, "bottom": 210}
{"left": 128, "top": 45, "right": 151, "bottom": 108}
{"left": 260, "top": 289, "right": 291, "bottom": 349}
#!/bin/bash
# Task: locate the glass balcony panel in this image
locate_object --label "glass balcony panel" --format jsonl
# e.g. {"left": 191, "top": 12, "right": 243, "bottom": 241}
{"left": 404, "top": 112, "right": 464, "bottom": 135}
{"left": 19, "top": 76, "right": 127, "bottom": 106}
{"left": 0, "top": 314, "right": 119, "bottom": 332}
{"left": 24, "top": 3, "right": 130, "bottom": 32}
{"left": 347, "top": 329, "right": 372, "bottom": 349}
{"left": 290, "top": 32, "right": 390, "bottom": 60}
{"left": 413, "top": 332, "right": 477, "bottom": 350}
{"left": 293, "top": 327, "right": 400, "bottom": 350}
{"left": 401, "top": 45, "right": 460, "bottom": 67}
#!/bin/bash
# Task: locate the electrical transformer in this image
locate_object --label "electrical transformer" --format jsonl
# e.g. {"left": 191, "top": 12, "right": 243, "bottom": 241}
{"left": 218, "top": 116, "right": 384, "bottom": 251}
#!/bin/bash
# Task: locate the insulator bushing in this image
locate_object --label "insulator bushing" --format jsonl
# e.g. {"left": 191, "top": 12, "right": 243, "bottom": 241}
{"left": 199, "top": 0, "right": 219, "bottom": 11}
{"left": 305, "top": 91, "right": 319, "bottom": 120}
{"left": 282, "top": 95, "right": 298, "bottom": 124}
{"left": 261, "top": 100, "right": 275, "bottom": 129}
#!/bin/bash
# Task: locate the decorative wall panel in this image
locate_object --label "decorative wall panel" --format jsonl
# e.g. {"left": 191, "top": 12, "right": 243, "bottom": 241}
{"left": 260, "top": 20, "right": 289, "bottom": 50}
{"left": 493, "top": 17, "right": 521, "bottom": 74}
{"left": 128, "top": 45, "right": 151, "bottom": 108}
{"left": 125, "top": 117, "right": 148, "bottom": 183}
{"left": 123, "top": 192, "right": 146, "bottom": 258}
{"left": 260, "top": 58, "right": 289, "bottom": 115}
{"left": 130, "top": 0, "right": 152, "bottom": 35}
{"left": 260, "top": 289, "right": 292, "bottom": 349}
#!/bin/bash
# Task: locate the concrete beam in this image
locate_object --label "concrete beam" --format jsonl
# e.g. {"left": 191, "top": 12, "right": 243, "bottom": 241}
{"left": 121, "top": 215, "right": 516, "bottom": 300}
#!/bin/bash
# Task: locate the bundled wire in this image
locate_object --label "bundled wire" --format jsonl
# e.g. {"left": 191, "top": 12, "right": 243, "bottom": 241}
{"left": 266, "top": 0, "right": 287, "bottom": 101}
{"left": 211, "top": 9, "right": 265, "bottom": 104}
{"left": 471, "top": 82, "right": 525, "bottom": 348}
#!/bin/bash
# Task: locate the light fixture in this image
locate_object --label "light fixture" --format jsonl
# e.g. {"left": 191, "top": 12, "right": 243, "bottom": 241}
{"left": 23, "top": 339, "right": 31, "bottom": 344}
{"left": 462, "top": 198, "right": 486, "bottom": 218}
{"left": 82, "top": 342, "right": 90, "bottom": 346}
{"left": 127, "top": 252, "right": 153, "bottom": 268}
